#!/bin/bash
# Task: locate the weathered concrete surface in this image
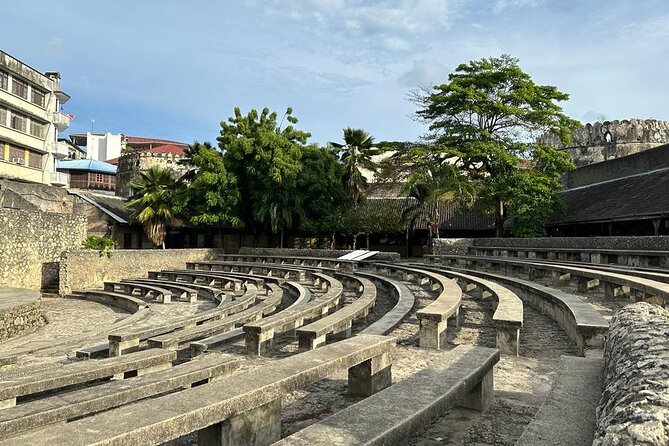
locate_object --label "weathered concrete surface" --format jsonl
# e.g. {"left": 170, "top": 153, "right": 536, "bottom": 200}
{"left": 0, "top": 349, "right": 176, "bottom": 403}
{"left": 0, "top": 334, "right": 395, "bottom": 446}
{"left": 432, "top": 238, "right": 475, "bottom": 255}
{"left": 357, "top": 272, "right": 415, "bottom": 336}
{"left": 0, "top": 353, "right": 238, "bottom": 437}
{"left": 593, "top": 303, "right": 669, "bottom": 446}
{"left": 275, "top": 345, "right": 499, "bottom": 445}
{"left": 0, "top": 288, "right": 42, "bottom": 341}
{"left": 516, "top": 356, "right": 603, "bottom": 446}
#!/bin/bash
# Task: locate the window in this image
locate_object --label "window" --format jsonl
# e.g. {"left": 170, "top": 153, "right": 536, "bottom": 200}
{"left": 95, "top": 173, "right": 104, "bottom": 183}
{"left": 28, "top": 151, "right": 42, "bottom": 169}
{"left": 0, "top": 107, "right": 6, "bottom": 127}
{"left": 29, "top": 120, "right": 47, "bottom": 139}
{"left": 31, "top": 89, "right": 45, "bottom": 107}
{"left": 0, "top": 71, "right": 7, "bottom": 90}
{"left": 10, "top": 112, "right": 26, "bottom": 133}
{"left": 8, "top": 145, "right": 24, "bottom": 163}
{"left": 11, "top": 78, "right": 28, "bottom": 99}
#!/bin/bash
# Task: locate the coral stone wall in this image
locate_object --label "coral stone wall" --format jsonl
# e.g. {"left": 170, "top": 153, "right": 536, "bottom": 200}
{"left": 540, "top": 119, "right": 669, "bottom": 167}
{"left": 59, "top": 248, "right": 224, "bottom": 295}
{"left": 0, "top": 209, "right": 87, "bottom": 290}
{"left": 432, "top": 238, "right": 475, "bottom": 255}
{"left": 593, "top": 303, "right": 669, "bottom": 445}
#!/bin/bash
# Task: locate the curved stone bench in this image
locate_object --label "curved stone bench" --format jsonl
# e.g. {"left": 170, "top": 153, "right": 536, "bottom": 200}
{"left": 122, "top": 278, "right": 222, "bottom": 300}
{"left": 365, "top": 263, "right": 462, "bottom": 349}
{"left": 357, "top": 271, "right": 415, "bottom": 336}
{"left": 276, "top": 345, "right": 499, "bottom": 446}
{"left": 148, "top": 270, "right": 244, "bottom": 292}
{"left": 103, "top": 281, "right": 173, "bottom": 304}
{"left": 107, "top": 283, "right": 259, "bottom": 356}
{"left": 0, "top": 353, "right": 239, "bottom": 437}
{"left": 0, "top": 335, "right": 395, "bottom": 446}
{"left": 436, "top": 255, "right": 669, "bottom": 306}
{"left": 121, "top": 279, "right": 198, "bottom": 302}
{"left": 414, "top": 264, "right": 524, "bottom": 356}
{"left": 0, "top": 349, "right": 176, "bottom": 409}
{"left": 147, "top": 283, "right": 284, "bottom": 351}
{"left": 296, "top": 274, "right": 377, "bottom": 350}
{"left": 72, "top": 290, "right": 149, "bottom": 313}
{"left": 219, "top": 254, "right": 356, "bottom": 271}
{"left": 243, "top": 274, "right": 343, "bottom": 355}
{"left": 187, "top": 261, "right": 306, "bottom": 282}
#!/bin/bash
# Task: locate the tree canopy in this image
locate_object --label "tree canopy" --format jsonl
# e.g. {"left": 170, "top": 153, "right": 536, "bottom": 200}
{"left": 408, "top": 54, "right": 578, "bottom": 236}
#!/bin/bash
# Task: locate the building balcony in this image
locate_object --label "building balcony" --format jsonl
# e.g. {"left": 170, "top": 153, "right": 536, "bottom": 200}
{"left": 49, "top": 141, "right": 69, "bottom": 159}
{"left": 52, "top": 112, "right": 70, "bottom": 131}
{"left": 50, "top": 171, "right": 69, "bottom": 187}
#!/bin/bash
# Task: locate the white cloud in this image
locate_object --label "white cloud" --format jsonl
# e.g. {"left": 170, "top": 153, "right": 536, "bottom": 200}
{"left": 492, "top": 0, "right": 542, "bottom": 14}
{"left": 400, "top": 60, "right": 451, "bottom": 87}
{"left": 43, "top": 37, "right": 64, "bottom": 55}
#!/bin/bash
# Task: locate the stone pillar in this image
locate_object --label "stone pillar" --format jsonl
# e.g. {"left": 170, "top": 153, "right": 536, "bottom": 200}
{"left": 604, "top": 282, "right": 629, "bottom": 300}
{"left": 551, "top": 271, "right": 570, "bottom": 286}
{"left": 577, "top": 276, "right": 599, "bottom": 293}
{"left": 108, "top": 336, "right": 139, "bottom": 357}
{"left": 419, "top": 317, "right": 447, "bottom": 349}
{"left": 495, "top": 326, "right": 520, "bottom": 356}
{"left": 245, "top": 329, "right": 274, "bottom": 355}
{"left": 348, "top": 352, "right": 392, "bottom": 397}
{"left": 459, "top": 368, "right": 494, "bottom": 412}
{"left": 198, "top": 399, "right": 281, "bottom": 446}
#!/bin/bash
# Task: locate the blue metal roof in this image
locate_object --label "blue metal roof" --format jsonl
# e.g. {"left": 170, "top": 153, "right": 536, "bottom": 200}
{"left": 56, "top": 159, "right": 117, "bottom": 174}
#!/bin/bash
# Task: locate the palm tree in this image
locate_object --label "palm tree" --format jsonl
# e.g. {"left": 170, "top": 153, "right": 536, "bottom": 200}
{"left": 127, "top": 166, "right": 177, "bottom": 249}
{"left": 330, "top": 128, "right": 378, "bottom": 204}
{"left": 402, "top": 164, "right": 476, "bottom": 252}
{"left": 254, "top": 187, "right": 304, "bottom": 248}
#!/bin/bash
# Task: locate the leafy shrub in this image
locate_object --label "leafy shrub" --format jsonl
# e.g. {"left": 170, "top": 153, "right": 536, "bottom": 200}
{"left": 82, "top": 235, "right": 117, "bottom": 257}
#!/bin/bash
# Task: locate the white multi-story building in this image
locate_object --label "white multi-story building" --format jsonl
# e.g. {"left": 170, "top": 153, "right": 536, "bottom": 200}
{"left": 69, "top": 132, "right": 123, "bottom": 162}
{"left": 0, "top": 50, "right": 71, "bottom": 186}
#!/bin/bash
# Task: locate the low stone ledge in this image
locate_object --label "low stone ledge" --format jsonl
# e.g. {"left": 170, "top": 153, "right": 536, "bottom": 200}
{"left": 0, "top": 288, "right": 43, "bottom": 342}
{"left": 593, "top": 302, "right": 669, "bottom": 446}
{"left": 238, "top": 247, "right": 401, "bottom": 262}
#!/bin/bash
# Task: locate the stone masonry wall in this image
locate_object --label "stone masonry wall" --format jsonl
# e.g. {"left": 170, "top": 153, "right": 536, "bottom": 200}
{"left": 593, "top": 303, "right": 669, "bottom": 445}
{"left": 238, "top": 247, "right": 401, "bottom": 262}
{"left": 59, "top": 248, "right": 224, "bottom": 295}
{"left": 0, "top": 208, "right": 87, "bottom": 290}
{"left": 472, "top": 236, "right": 669, "bottom": 251}
{"left": 433, "top": 238, "right": 475, "bottom": 255}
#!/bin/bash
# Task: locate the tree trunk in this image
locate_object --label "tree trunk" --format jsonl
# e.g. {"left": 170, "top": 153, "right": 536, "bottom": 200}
{"left": 495, "top": 199, "right": 505, "bottom": 237}
{"left": 331, "top": 232, "right": 336, "bottom": 249}
{"left": 280, "top": 229, "right": 284, "bottom": 248}
{"left": 352, "top": 234, "right": 357, "bottom": 250}
{"left": 366, "top": 232, "right": 370, "bottom": 250}
{"left": 161, "top": 241, "right": 165, "bottom": 249}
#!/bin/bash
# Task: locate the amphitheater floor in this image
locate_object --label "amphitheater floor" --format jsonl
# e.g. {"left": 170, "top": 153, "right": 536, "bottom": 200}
{"left": 0, "top": 280, "right": 600, "bottom": 445}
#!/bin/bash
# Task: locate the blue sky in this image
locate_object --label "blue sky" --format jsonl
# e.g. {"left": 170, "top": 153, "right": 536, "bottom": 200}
{"left": 4, "top": 0, "right": 668, "bottom": 146}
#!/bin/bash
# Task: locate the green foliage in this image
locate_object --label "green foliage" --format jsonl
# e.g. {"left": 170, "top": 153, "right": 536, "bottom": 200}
{"left": 330, "top": 128, "right": 381, "bottom": 204}
{"left": 173, "top": 141, "right": 241, "bottom": 228}
{"left": 126, "top": 165, "right": 178, "bottom": 248}
{"left": 411, "top": 54, "right": 578, "bottom": 236}
{"left": 219, "top": 107, "right": 309, "bottom": 241}
{"left": 82, "top": 235, "right": 117, "bottom": 257}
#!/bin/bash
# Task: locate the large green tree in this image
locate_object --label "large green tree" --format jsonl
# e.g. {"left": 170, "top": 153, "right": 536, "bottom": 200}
{"left": 411, "top": 54, "right": 578, "bottom": 236}
{"left": 218, "top": 107, "right": 309, "bottom": 245}
{"left": 126, "top": 166, "right": 178, "bottom": 249}
{"left": 173, "top": 141, "right": 241, "bottom": 230}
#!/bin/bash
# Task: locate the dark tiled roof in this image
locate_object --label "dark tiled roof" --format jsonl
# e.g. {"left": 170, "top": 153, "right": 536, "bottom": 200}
{"left": 72, "top": 191, "right": 133, "bottom": 223}
{"left": 552, "top": 167, "right": 669, "bottom": 225}
{"left": 361, "top": 197, "right": 495, "bottom": 231}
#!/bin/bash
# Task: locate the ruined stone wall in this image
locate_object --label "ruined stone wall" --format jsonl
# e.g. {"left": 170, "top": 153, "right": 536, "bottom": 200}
{"left": 432, "top": 238, "right": 474, "bottom": 255}
{"left": 0, "top": 209, "right": 86, "bottom": 290}
{"left": 59, "top": 248, "right": 224, "bottom": 295}
{"left": 237, "top": 247, "right": 401, "bottom": 262}
{"left": 472, "top": 236, "right": 669, "bottom": 251}
{"left": 0, "top": 178, "right": 76, "bottom": 213}
{"left": 540, "top": 119, "right": 669, "bottom": 167}
{"left": 593, "top": 303, "right": 669, "bottom": 445}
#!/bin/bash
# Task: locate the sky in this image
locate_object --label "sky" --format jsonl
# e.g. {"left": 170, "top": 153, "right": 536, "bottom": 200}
{"left": 4, "top": 0, "right": 668, "bottom": 146}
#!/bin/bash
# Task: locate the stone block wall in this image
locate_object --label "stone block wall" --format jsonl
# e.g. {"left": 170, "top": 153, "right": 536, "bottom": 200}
{"left": 593, "top": 303, "right": 669, "bottom": 445}
{"left": 432, "top": 238, "right": 474, "bottom": 256}
{"left": 59, "top": 248, "right": 224, "bottom": 295}
{"left": 237, "top": 247, "right": 401, "bottom": 262}
{"left": 0, "top": 208, "right": 87, "bottom": 290}
{"left": 472, "top": 236, "right": 669, "bottom": 251}
{"left": 0, "top": 290, "right": 42, "bottom": 342}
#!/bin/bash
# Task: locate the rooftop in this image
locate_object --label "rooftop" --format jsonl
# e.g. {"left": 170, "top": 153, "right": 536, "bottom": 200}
{"left": 56, "top": 159, "right": 117, "bottom": 174}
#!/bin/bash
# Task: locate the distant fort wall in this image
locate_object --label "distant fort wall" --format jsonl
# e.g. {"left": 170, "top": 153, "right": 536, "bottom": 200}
{"left": 540, "top": 119, "right": 669, "bottom": 167}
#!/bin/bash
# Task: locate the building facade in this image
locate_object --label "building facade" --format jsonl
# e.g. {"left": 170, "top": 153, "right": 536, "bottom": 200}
{"left": 0, "top": 50, "right": 71, "bottom": 186}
